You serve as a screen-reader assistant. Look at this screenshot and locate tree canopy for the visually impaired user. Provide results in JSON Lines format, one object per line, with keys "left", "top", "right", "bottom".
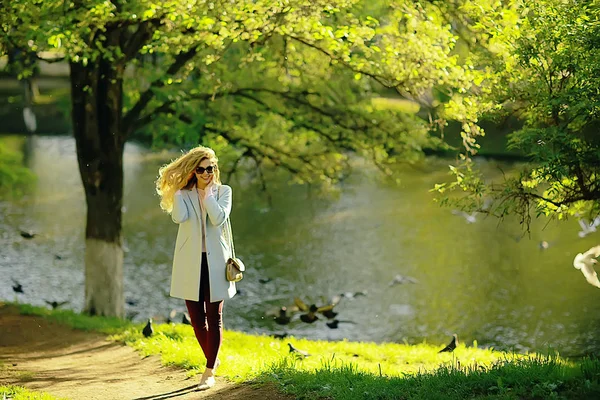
{"left": 432, "top": 0, "right": 600, "bottom": 226}
{"left": 3, "top": 0, "right": 598, "bottom": 217}
{"left": 3, "top": 0, "right": 479, "bottom": 184}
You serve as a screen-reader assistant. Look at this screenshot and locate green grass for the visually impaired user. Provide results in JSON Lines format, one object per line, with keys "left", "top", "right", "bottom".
{"left": 263, "top": 356, "right": 600, "bottom": 399}
{"left": 16, "top": 303, "right": 132, "bottom": 334}
{"left": 0, "top": 140, "right": 35, "bottom": 197}
{"left": 8, "top": 303, "right": 600, "bottom": 399}
{"left": 110, "top": 319, "right": 517, "bottom": 383}
{"left": 0, "top": 385, "right": 67, "bottom": 400}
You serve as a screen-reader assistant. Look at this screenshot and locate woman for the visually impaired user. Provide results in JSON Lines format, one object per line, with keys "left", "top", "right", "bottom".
{"left": 155, "top": 145, "right": 236, "bottom": 390}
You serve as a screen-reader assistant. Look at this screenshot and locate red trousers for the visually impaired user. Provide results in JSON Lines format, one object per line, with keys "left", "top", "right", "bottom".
{"left": 185, "top": 252, "right": 223, "bottom": 369}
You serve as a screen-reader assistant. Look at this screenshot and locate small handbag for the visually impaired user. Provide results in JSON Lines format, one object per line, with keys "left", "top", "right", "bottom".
{"left": 224, "top": 217, "right": 245, "bottom": 282}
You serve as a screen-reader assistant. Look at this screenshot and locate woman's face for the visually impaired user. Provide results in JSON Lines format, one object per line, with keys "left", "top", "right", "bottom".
{"left": 194, "top": 158, "right": 217, "bottom": 186}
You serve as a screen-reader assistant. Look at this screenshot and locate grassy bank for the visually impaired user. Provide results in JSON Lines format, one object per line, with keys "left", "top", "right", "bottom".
{"left": 0, "top": 385, "right": 66, "bottom": 400}
{"left": 0, "top": 137, "right": 35, "bottom": 197}
{"left": 8, "top": 303, "right": 600, "bottom": 399}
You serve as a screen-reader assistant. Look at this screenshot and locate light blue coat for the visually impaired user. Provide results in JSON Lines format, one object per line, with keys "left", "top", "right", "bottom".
{"left": 169, "top": 184, "right": 237, "bottom": 302}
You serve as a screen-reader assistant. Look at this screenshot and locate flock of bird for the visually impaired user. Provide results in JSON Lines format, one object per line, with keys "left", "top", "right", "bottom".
{"left": 10, "top": 211, "right": 600, "bottom": 358}
{"left": 10, "top": 273, "right": 461, "bottom": 369}
{"left": 139, "top": 301, "right": 459, "bottom": 355}
{"left": 452, "top": 208, "right": 600, "bottom": 240}
{"left": 266, "top": 294, "right": 364, "bottom": 331}
{"left": 264, "top": 274, "right": 418, "bottom": 333}
{"left": 259, "top": 275, "right": 464, "bottom": 355}
{"left": 134, "top": 274, "right": 469, "bottom": 356}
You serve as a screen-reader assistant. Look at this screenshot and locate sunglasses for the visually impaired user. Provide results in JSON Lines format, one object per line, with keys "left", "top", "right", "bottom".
{"left": 195, "top": 165, "right": 216, "bottom": 175}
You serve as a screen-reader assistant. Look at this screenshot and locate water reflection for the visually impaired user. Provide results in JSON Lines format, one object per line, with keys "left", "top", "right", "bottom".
{"left": 1, "top": 134, "right": 600, "bottom": 357}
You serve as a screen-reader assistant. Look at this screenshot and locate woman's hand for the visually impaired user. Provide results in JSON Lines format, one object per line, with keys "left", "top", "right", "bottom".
{"left": 204, "top": 176, "right": 216, "bottom": 198}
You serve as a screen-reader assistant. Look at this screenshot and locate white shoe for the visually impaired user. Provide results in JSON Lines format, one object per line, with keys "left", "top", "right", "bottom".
{"left": 197, "top": 375, "right": 215, "bottom": 391}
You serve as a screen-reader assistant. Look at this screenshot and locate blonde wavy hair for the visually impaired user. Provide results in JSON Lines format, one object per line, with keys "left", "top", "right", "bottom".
{"left": 155, "top": 145, "right": 222, "bottom": 213}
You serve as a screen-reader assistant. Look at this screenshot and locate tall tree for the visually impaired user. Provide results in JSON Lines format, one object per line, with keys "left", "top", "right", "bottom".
{"left": 2, "top": 0, "right": 476, "bottom": 317}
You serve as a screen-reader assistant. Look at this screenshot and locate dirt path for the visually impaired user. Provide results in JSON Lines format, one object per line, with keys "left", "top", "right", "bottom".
{"left": 0, "top": 304, "right": 292, "bottom": 400}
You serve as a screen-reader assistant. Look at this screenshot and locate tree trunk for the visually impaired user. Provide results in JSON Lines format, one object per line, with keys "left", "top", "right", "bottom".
{"left": 70, "top": 58, "right": 126, "bottom": 318}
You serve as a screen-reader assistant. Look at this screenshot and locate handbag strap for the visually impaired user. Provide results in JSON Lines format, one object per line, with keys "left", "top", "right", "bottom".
{"left": 218, "top": 185, "right": 236, "bottom": 259}
{"left": 226, "top": 217, "right": 236, "bottom": 259}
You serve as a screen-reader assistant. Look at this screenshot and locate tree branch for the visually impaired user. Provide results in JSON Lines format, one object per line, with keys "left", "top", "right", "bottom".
{"left": 231, "top": 90, "right": 356, "bottom": 151}
{"left": 203, "top": 126, "right": 304, "bottom": 177}
{"left": 288, "top": 35, "right": 402, "bottom": 91}
{"left": 233, "top": 87, "right": 393, "bottom": 136}
{"left": 225, "top": 149, "right": 252, "bottom": 183}
{"left": 134, "top": 84, "right": 396, "bottom": 172}
{"left": 123, "top": 46, "right": 199, "bottom": 136}
{"left": 252, "top": 154, "right": 273, "bottom": 207}
{"left": 121, "top": 18, "right": 163, "bottom": 61}
{"left": 132, "top": 101, "right": 177, "bottom": 131}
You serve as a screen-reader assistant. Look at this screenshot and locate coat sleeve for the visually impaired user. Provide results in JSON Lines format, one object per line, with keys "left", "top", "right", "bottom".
{"left": 171, "top": 191, "right": 190, "bottom": 224}
{"left": 204, "top": 185, "right": 232, "bottom": 227}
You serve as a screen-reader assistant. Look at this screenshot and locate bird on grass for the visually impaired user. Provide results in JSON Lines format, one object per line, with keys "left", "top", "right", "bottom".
{"left": 573, "top": 245, "right": 600, "bottom": 288}
{"left": 287, "top": 342, "right": 310, "bottom": 358}
{"left": 438, "top": 334, "right": 458, "bottom": 353}
{"left": 142, "top": 318, "right": 154, "bottom": 338}
{"left": 182, "top": 312, "right": 192, "bottom": 325}
{"left": 44, "top": 300, "right": 69, "bottom": 309}
{"left": 11, "top": 279, "right": 23, "bottom": 294}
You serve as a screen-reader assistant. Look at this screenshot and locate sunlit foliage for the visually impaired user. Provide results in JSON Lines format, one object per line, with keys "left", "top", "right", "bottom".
{"left": 434, "top": 0, "right": 600, "bottom": 226}
{"left": 2, "top": 0, "right": 478, "bottom": 187}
